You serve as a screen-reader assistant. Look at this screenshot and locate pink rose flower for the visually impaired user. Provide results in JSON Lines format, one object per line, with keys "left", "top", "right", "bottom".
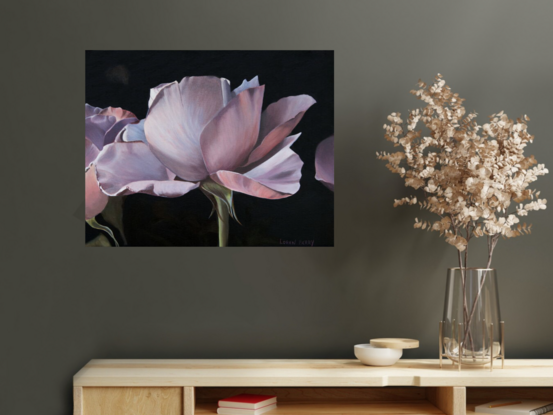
{"left": 95, "top": 76, "right": 316, "bottom": 200}
{"left": 85, "top": 104, "right": 137, "bottom": 220}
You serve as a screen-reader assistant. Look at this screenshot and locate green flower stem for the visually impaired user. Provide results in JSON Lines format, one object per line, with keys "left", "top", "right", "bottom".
{"left": 200, "top": 179, "right": 235, "bottom": 247}
{"left": 215, "top": 196, "right": 229, "bottom": 247}
{"left": 86, "top": 217, "right": 119, "bottom": 247}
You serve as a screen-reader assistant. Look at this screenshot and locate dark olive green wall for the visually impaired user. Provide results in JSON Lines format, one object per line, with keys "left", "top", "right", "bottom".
{"left": 2, "top": 1, "right": 552, "bottom": 413}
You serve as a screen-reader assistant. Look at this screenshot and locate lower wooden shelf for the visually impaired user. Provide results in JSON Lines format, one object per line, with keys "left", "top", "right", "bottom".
{"left": 194, "top": 387, "right": 464, "bottom": 415}
{"left": 196, "top": 401, "right": 444, "bottom": 414}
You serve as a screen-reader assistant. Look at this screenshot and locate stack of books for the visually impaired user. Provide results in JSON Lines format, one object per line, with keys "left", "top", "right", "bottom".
{"left": 475, "top": 400, "right": 553, "bottom": 415}
{"left": 217, "top": 394, "right": 277, "bottom": 415}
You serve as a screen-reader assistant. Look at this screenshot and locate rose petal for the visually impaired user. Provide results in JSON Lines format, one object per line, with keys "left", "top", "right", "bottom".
{"left": 95, "top": 141, "right": 199, "bottom": 197}
{"left": 211, "top": 146, "right": 303, "bottom": 199}
{"left": 238, "top": 133, "right": 301, "bottom": 172}
{"left": 148, "top": 83, "right": 172, "bottom": 109}
{"left": 98, "top": 107, "right": 139, "bottom": 144}
{"left": 85, "top": 138, "right": 100, "bottom": 168}
{"left": 104, "top": 117, "right": 139, "bottom": 146}
{"left": 145, "top": 77, "right": 231, "bottom": 181}
{"left": 119, "top": 119, "right": 147, "bottom": 143}
{"left": 201, "top": 86, "right": 265, "bottom": 174}
{"left": 85, "top": 114, "right": 116, "bottom": 150}
{"left": 85, "top": 164, "right": 108, "bottom": 220}
{"left": 259, "top": 95, "right": 317, "bottom": 140}
{"left": 232, "top": 76, "right": 260, "bottom": 97}
{"left": 245, "top": 95, "right": 316, "bottom": 165}
{"left": 315, "top": 135, "right": 334, "bottom": 191}
{"left": 98, "top": 107, "right": 137, "bottom": 122}
{"left": 86, "top": 106, "right": 138, "bottom": 148}
{"left": 85, "top": 104, "right": 102, "bottom": 118}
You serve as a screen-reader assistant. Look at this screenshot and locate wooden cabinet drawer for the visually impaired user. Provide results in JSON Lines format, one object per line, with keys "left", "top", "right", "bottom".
{"left": 79, "top": 387, "right": 182, "bottom": 415}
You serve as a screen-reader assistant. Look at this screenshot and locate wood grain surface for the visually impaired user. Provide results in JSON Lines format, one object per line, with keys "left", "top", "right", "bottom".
{"left": 427, "top": 387, "right": 466, "bottom": 415}
{"left": 82, "top": 387, "right": 182, "bottom": 415}
{"left": 73, "top": 359, "right": 553, "bottom": 387}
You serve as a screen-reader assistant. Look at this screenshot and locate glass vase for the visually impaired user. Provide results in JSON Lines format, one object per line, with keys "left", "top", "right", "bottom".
{"left": 441, "top": 268, "right": 503, "bottom": 366}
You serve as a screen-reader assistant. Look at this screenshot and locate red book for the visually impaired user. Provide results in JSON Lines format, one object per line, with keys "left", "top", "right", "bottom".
{"left": 218, "top": 394, "right": 277, "bottom": 410}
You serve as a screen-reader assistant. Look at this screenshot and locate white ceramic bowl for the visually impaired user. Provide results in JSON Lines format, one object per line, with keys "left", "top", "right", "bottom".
{"left": 354, "top": 344, "right": 403, "bottom": 366}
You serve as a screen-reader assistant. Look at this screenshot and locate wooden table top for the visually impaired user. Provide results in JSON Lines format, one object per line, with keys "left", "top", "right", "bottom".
{"left": 73, "top": 359, "right": 553, "bottom": 387}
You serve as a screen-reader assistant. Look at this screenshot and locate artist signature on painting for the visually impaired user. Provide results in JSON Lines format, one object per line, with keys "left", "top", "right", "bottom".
{"left": 279, "top": 239, "right": 315, "bottom": 246}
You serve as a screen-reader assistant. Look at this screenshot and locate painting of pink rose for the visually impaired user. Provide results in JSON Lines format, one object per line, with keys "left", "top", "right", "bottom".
{"left": 86, "top": 51, "right": 333, "bottom": 246}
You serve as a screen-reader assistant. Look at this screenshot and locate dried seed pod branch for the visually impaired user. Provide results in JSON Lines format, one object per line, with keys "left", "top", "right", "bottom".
{"left": 377, "top": 74, "right": 548, "bottom": 268}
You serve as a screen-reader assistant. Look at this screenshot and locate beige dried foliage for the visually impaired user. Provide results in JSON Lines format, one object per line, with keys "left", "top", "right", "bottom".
{"left": 377, "top": 74, "right": 548, "bottom": 267}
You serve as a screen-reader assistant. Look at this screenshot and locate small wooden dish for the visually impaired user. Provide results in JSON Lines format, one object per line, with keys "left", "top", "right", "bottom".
{"left": 370, "top": 338, "right": 419, "bottom": 350}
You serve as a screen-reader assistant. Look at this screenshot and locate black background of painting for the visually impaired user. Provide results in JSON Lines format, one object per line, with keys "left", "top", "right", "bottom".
{"left": 85, "top": 51, "right": 334, "bottom": 246}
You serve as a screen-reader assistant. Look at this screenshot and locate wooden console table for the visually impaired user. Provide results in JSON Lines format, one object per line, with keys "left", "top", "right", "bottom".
{"left": 73, "top": 359, "right": 553, "bottom": 415}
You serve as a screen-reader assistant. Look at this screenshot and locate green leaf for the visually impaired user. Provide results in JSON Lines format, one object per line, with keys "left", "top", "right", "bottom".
{"left": 200, "top": 188, "right": 218, "bottom": 220}
{"left": 200, "top": 179, "right": 240, "bottom": 224}
{"left": 101, "top": 195, "right": 127, "bottom": 245}
{"left": 86, "top": 217, "right": 119, "bottom": 247}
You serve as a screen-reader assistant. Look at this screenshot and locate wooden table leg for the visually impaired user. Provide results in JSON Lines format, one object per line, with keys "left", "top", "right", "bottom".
{"left": 74, "top": 387, "right": 83, "bottom": 415}
{"left": 427, "top": 386, "right": 466, "bottom": 415}
{"left": 184, "top": 387, "right": 195, "bottom": 415}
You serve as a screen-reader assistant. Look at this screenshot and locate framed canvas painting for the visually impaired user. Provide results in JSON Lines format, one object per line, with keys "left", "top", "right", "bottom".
{"left": 85, "top": 51, "right": 334, "bottom": 247}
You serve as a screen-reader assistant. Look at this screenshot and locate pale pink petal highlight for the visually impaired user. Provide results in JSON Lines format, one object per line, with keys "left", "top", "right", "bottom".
{"left": 239, "top": 133, "right": 301, "bottom": 172}
{"left": 245, "top": 95, "right": 316, "bottom": 165}
{"left": 200, "top": 86, "right": 264, "bottom": 174}
{"left": 148, "top": 82, "right": 172, "bottom": 109}
{"left": 85, "top": 138, "right": 100, "bottom": 168}
{"left": 85, "top": 114, "right": 116, "bottom": 150}
{"left": 212, "top": 146, "right": 303, "bottom": 199}
{"left": 95, "top": 141, "right": 198, "bottom": 197}
{"left": 85, "top": 164, "right": 108, "bottom": 220}
{"left": 145, "top": 77, "right": 231, "bottom": 181}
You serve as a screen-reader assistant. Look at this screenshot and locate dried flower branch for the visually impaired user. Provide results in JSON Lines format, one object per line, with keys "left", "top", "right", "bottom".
{"left": 378, "top": 74, "right": 548, "bottom": 268}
